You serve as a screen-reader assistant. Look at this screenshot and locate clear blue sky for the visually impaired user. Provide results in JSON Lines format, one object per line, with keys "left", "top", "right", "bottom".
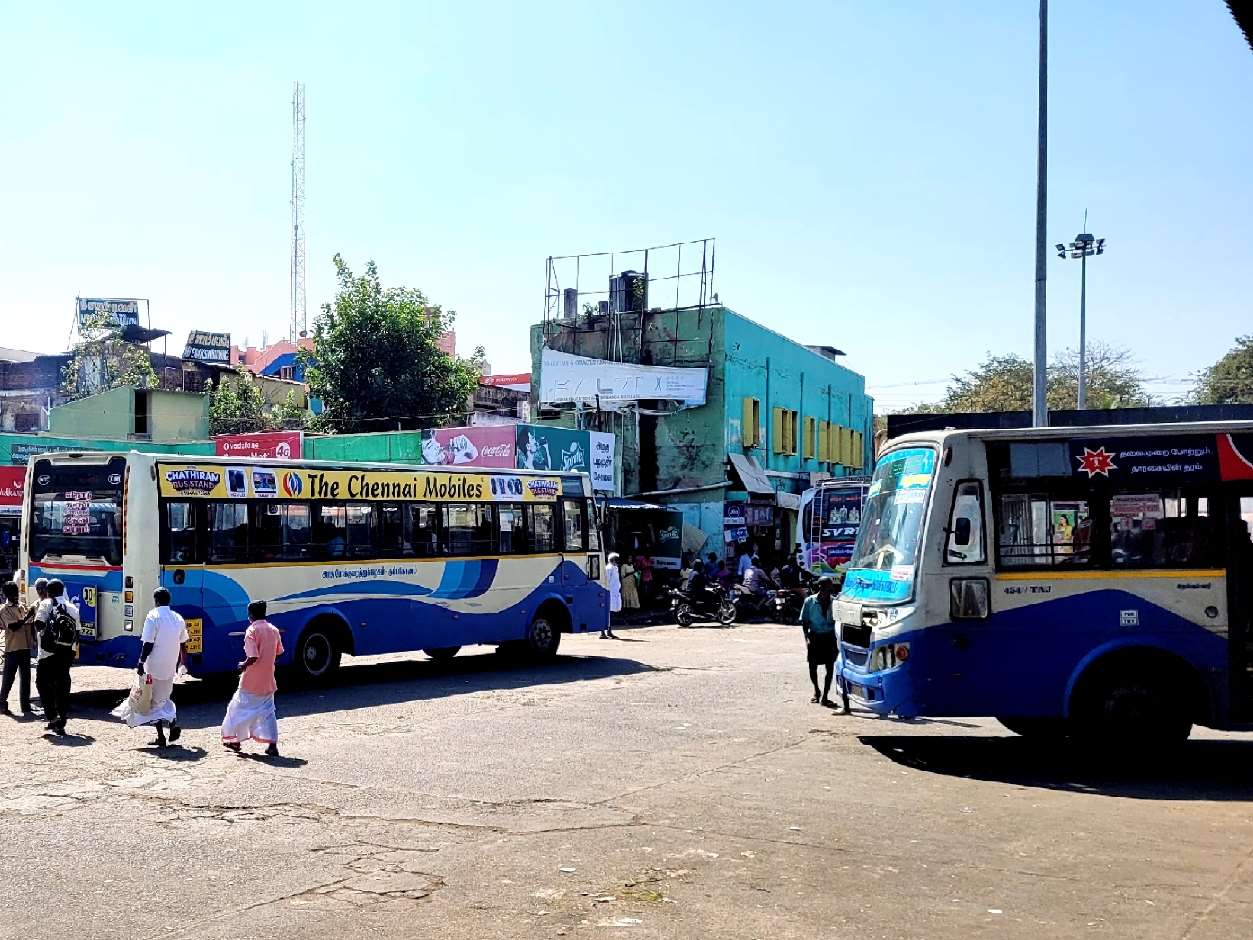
{"left": 1, "top": 2, "right": 1249, "bottom": 409}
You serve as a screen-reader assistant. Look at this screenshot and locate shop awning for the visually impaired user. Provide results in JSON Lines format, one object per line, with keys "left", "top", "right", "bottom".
{"left": 727, "top": 453, "right": 774, "bottom": 496}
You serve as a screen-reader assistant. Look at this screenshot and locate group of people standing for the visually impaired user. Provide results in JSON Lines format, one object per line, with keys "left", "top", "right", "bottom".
{"left": 0, "top": 580, "right": 286, "bottom": 754}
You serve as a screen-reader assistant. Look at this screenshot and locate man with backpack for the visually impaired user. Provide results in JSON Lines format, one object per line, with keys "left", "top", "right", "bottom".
{"left": 34, "top": 579, "right": 78, "bottom": 735}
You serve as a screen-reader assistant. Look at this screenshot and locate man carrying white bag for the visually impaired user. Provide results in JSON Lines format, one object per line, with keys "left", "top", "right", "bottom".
{"left": 113, "top": 588, "right": 187, "bottom": 748}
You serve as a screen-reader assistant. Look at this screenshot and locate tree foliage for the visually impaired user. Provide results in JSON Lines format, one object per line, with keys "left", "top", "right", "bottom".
{"left": 60, "top": 310, "right": 158, "bottom": 401}
{"left": 207, "top": 372, "right": 311, "bottom": 435}
{"left": 302, "top": 255, "right": 481, "bottom": 434}
{"left": 903, "top": 344, "right": 1154, "bottom": 414}
{"left": 1192, "top": 336, "right": 1253, "bottom": 405}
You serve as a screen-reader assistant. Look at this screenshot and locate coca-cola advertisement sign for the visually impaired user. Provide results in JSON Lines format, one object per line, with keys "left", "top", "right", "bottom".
{"left": 214, "top": 431, "right": 303, "bottom": 460}
{"left": 419, "top": 426, "right": 515, "bottom": 469}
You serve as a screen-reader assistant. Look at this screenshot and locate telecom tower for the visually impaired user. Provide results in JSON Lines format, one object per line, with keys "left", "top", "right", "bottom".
{"left": 290, "top": 82, "right": 307, "bottom": 343}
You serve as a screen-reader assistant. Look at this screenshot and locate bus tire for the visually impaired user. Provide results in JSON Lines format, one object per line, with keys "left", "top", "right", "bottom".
{"left": 524, "top": 608, "right": 563, "bottom": 659}
{"left": 1070, "top": 656, "right": 1192, "bottom": 747}
{"left": 997, "top": 717, "right": 1067, "bottom": 740}
{"left": 424, "top": 646, "right": 460, "bottom": 662}
{"left": 293, "top": 619, "right": 343, "bottom": 685}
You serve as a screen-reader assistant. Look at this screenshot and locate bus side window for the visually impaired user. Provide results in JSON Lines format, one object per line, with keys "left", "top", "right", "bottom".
{"left": 588, "top": 502, "right": 601, "bottom": 552}
{"left": 163, "top": 501, "right": 198, "bottom": 564}
{"left": 526, "top": 504, "right": 556, "bottom": 554}
{"left": 406, "top": 503, "right": 441, "bottom": 557}
{"left": 561, "top": 498, "right": 586, "bottom": 552}
{"left": 207, "top": 502, "right": 249, "bottom": 564}
{"left": 377, "top": 504, "right": 405, "bottom": 558}
{"left": 497, "top": 503, "right": 523, "bottom": 554}
{"left": 444, "top": 503, "right": 494, "bottom": 556}
{"left": 345, "top": 504, "right": 375, "bottom": 558}
{"left": 316, "top": 504, "right": 348, "bottom": 560}
{"left": 946, "top": 482, "right": 986, "bottom": 565}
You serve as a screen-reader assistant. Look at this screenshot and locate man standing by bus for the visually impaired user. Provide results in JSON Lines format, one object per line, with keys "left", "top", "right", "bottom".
{"left": 799, "top": 577, "right": 847, "bottom": 711}
{"left": 115, "top": 588, "right": 187, "bottom": 748}
{"left": 34, "top": 579, "right": 78, "bottom": 735}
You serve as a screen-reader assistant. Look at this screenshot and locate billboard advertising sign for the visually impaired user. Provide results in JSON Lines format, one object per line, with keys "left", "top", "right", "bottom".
{"left": 515, "top": 425, "right": 591, "bottom": 473}
{"left": 214, "top": 431, "right": 303, "bottom": 460}
{"left": 76, "top": 297, "right": 140, "bottom": 332}
{"left": 540, "top": 348, "right": 707, "bottom": 407}
{"left": 0, "top": 467, "right": 24, "bottom": 516}
{"left": 418, "top": 426, "right": 515, "bottom": 469}
{"left": 183, "top": 330, "right": 232, "bottom": 363}
{"left": 588, "top": 430, "right": 616, "bottom": 493}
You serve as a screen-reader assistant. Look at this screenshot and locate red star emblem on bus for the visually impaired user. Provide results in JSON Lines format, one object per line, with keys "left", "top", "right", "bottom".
{"left": 1076, "top": 446, "right": 1117, "bottom": 477}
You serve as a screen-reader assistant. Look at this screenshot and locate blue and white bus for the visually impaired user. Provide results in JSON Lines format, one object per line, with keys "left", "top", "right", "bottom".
{"left": 837, "top": 423, "right": 1253, "bottom": 742}
{"left": 20, "top": 452, "right": 608, "bottom": 681}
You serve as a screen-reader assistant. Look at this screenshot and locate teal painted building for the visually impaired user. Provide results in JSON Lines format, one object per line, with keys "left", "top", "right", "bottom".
{"left": 531, "top": 305, "right": 874, "bottom": 560}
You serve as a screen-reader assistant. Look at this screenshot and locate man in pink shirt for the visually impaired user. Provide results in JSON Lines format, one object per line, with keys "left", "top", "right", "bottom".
{"left": 221, "top": 600, "right": 285, "bottom": 757}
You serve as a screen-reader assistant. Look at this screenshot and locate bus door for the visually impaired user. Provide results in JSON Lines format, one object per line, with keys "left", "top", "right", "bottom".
{"left": 560, "top": 497, "right": 591, "bottom": 590}
{"left": 1226, "top": 490, "right": 1253, "bottom": 719}
{"left": 158, "top": 500, "right": 206, "bottom": 659}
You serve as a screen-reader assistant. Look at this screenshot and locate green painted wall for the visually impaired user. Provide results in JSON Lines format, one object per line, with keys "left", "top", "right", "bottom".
{"left": 0, "top": 432, "right": 213, "bottom": 467}
{"left": 48, "top": 387, "right": 210, "bottom": 441}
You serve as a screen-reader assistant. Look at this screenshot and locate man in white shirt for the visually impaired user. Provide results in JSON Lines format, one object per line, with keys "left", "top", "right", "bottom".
{"left": 34, "top": 579, "right": 78, "bottom": 736}
{"left": 116, "top": 588, "right": 188, "bottom": 747}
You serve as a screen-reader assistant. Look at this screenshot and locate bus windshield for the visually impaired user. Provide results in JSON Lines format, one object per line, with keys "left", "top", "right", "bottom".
{"left": 848, "top": 447, "right": 937, "bottom": 576}
{"left": 29, "top": 457, "right": 125, "bottom": 566}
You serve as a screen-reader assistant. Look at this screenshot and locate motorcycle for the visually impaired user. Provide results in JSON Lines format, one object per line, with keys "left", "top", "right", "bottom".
{"left": 670, "top": 585, "right": 737, "bottom": 627}
{"left": 772, "top": 587, "right": 806, "bottom": 624}
{"left": 732, "top": 584, "right": 777, "bottom": 621}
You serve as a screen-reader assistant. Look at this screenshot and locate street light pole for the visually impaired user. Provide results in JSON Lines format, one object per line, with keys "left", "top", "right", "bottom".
{"left": 1078, "top": 249, "right": 1087, "bottom": 409}
{"left": 1033, "top": 0, "right": 1049, "bottom": 427}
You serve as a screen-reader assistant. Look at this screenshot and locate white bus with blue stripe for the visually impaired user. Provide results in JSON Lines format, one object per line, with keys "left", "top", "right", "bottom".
{"left": 21, "top": 452, "right": 609, "bottom": 682}
{"left": 837, "top": 423, "right": 1253, "bottom": 742}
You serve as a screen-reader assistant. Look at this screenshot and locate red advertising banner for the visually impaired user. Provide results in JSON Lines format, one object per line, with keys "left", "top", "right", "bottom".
{"left": 481, "top": 373, "right": 531, "bottom": 388}
{"left": 0, "top": 466, "right": 25, "bottom": 509}
{"left": 214, "top": 431, "right": 304, "bottom": 460}
{"left": 419, "top": 426, "right": 515, "bottom": 468}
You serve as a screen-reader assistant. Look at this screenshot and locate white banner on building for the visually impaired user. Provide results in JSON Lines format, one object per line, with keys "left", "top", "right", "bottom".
{"left": 540, "top": 348, "right": 707, "bottom": 408}
{"left": 588, "top": 430, "right": 616, "bottom": 493}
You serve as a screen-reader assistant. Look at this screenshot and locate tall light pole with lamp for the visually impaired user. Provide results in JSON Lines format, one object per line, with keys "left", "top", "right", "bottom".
{"left": 1055, "top": 220, "right": 1106, "bottom": 409}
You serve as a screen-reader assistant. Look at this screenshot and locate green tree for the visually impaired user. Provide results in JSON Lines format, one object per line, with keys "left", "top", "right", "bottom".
{"left": 207, "top": 371, "right": 271, "bottom": 435}
{"left": 271, "top": 388, "right": 312, "bottom": 430}
{"left": 904, "top": 344, "right": 1154, "bottom": 414}
{"left": 61, "top": 310, "right": 158, "bottom": 401}
{"left": 302, "top": 255, "right": 481, "bottom": 433}
{"left": 1193, "top": 336, "right": 1253, "bottom": 405}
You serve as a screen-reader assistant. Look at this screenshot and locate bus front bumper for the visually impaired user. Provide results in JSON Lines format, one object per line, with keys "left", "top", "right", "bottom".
{"left": 839, "top": 651, "right": 921, "bottom": 719}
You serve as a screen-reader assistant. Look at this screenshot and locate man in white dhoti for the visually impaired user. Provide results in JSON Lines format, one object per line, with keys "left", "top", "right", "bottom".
{"left": 113, "top": 588, "right": 187, "bottom": 747}
{"left": 221, "top": 600, "right": 284, "bottom": 757}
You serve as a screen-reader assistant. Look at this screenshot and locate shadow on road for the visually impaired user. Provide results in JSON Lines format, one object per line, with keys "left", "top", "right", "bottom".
{"left": 65, "top": 651, "right": 656, "bottom": 731}
{"left": 860, "top": 734, "right": 1253, "bottom": 802}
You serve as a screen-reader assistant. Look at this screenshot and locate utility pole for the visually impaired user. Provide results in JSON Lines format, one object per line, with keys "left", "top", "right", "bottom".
{"left": 290, "top": 82, "right": 307, "bottom": 344}
{"left": 1033, "top": 0, "right": 1049, "bottom": 427}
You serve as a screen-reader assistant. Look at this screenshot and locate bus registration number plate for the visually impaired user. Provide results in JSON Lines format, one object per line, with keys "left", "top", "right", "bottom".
{"left": 185, "top": 618, "right": 204, "bottom": 655}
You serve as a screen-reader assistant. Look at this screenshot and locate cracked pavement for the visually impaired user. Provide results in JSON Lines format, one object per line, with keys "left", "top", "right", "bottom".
{"left": 0, "top": 623, "right": 1251, "bottom": 939}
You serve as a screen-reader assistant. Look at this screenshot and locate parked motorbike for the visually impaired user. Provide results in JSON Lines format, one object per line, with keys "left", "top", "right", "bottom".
{"left": 772, "top": 587, "right": 806, "bottom": 624}
{"left": 671, "top": 586, "right": 737, "bottom": 627}
{"left": 732, "top": 584, "right": 777, "bottom": 621}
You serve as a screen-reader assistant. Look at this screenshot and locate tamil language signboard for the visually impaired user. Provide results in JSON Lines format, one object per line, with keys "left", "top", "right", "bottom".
{"left": 588, "top": 431, "right": 616, "bottom": 493}
{"left": 76, "top": 297, "right": 140, "bottom": 331}
{"left": 183, "top": 330, "right": 232, "bottom": 363}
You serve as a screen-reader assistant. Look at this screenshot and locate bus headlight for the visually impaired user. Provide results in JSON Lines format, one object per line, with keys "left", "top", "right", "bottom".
{"left": 871, "top": 642, "right": 910, "bottom": 672}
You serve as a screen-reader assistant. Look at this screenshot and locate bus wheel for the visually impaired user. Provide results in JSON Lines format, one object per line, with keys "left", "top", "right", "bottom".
{"left": 295, "top": 621, "right": 342, "bottom": 684}
{"left": 997, "top": 717, "right": 1067, "bottom": 740}
{"left": 1072, "top": 662, "right": 1191, "bottom": 746}
{"left": 424, "top": 646, "right": 461, "bottom": 662}
{"left": 524, "top": 613, "right": 562, "bottom": 658}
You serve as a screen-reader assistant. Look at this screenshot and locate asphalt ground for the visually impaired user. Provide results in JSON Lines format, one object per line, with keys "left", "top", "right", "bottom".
{"left": 0, "top": 622, "right": 1250, "bottom": 940}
